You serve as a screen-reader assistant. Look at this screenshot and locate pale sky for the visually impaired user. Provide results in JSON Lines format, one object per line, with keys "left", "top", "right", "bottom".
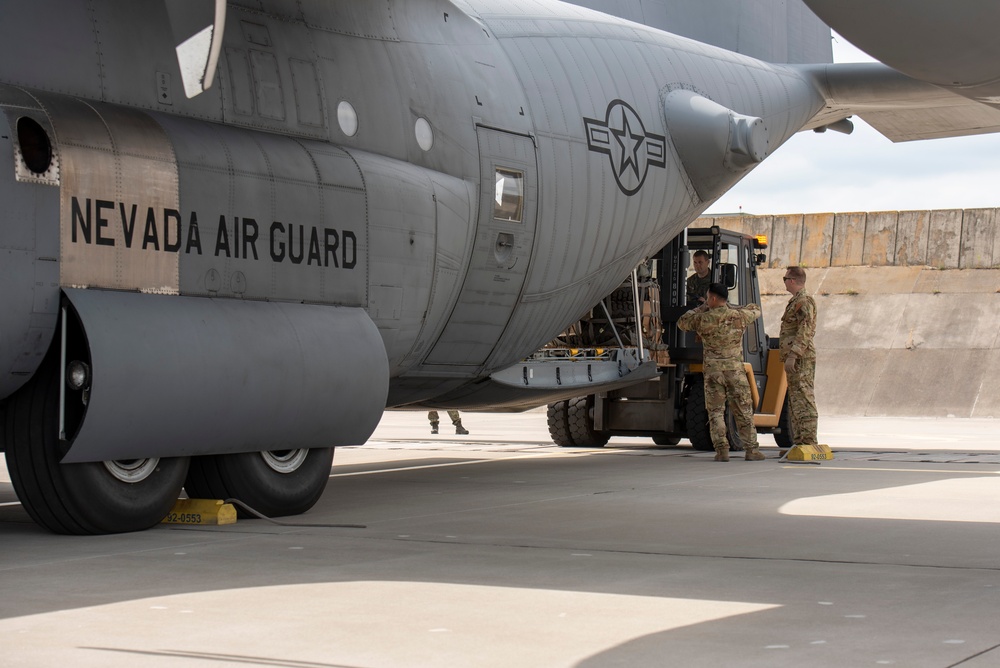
{"left": 705, "top": 35, "right": 1000, "bottom": 216}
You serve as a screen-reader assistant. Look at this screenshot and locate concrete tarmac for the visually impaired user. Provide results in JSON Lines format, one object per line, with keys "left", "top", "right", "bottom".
{"left": 2, "top": 412, "right": 1000, "bottom": 667}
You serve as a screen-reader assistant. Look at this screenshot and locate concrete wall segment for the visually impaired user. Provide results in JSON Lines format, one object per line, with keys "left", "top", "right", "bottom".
{"left": 893, "top": 293, "right": 1000, "bottom": 350}
{"left": 798, "top": 212, "right": 832, "bottom": 267}
{"left": 761, "top": 267, "right": 925, "bottom": 296}
{"left": 960, "top": 208, "right": 996, "bottom": 269}
{"left": 767, "top": 214, "right": 803, "bottom": 267}
{"left": 697, "top": 214, "right": 775, "bottom": 240}
{"left": 926, "top": 209, "right": 963, "bottom": 269}
{"left": 809, "top": 267, "right": 922, "bottom": 296}
{"left": 815, "top": 293, "right": 908, "bottom": 350}
{"left": 814, "top": 349, "right": 887, "bottom": 416}
{"left": 863, "top": 211, "right": 898, "bottom": 266}
{"left": 830, "top": 212, "right": 866, "bottom": 266}
{"left": 744, "top": 215, "right": 773, "bottom": 240}
{"left": 868, "top": 349, "right": 984, "bottom": 417}
{"left": 696, "top": 207, "right": 1000, "bottom": 269}
{"left": 994, "top": 211, "right": 1000, "bottom": 268}
{"left": 760, "top": 294, "right": 785, "bottom": 336}
{"left": 971, "top": 350, "right": 1000, "bottom": 418}
{"left": 894, "top": 210, "right": 930, "bottom": 266}
{"left": 912, "top": 268, "right": 1000, "bottom": 294}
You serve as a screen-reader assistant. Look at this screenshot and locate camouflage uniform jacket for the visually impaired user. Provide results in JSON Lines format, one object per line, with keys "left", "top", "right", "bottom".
{"left": 677, "top": 302, "right": 761, "bottom": 371}
{"left": 779, "top": 289, "right": 817, "bottom": 360}
{"left": 686, "top": 272, "right": 712, "bottom": 305}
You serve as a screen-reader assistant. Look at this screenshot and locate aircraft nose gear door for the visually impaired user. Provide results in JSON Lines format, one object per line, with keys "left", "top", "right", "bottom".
{"left": 424, "top": 128, "right": 537, "bottom": 368}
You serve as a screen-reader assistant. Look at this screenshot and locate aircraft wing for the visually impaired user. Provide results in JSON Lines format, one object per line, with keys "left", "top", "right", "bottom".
{"left": 565, "top": 0, "right": 1000, "bottom": 142}
{"left": 802, "top": 62, "right": 1000, "bottom": 142}
{"left": 564, "top": 0, "right": 833, "bottom": 64}
{"left": 797, "top": 0, "right": 1000, "bottom": 142}
{"left": 802, "top": 0, "right": 1000, "bottom": 109}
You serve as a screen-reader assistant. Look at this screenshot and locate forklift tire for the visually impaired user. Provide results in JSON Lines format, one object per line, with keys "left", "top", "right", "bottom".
{"left": 773, "top": 396, "right": 794, "bottom": 449}
{"left": 547, "top": 400, "right": 574, "bottom": 447}
{"left": 547, "top": 397, "right": 609, "bottom": 447}
{"left": 684, "top": 379, "right": 714, "bottom": 451}
{"left": 685, "top": 377, "right": 745, "bottom": 451}
{"left": 724, "top": 409, "right": 745, "bottom": 451}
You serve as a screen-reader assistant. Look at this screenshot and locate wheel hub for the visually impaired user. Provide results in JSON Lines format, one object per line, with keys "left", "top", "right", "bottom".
{"left": 259, "top": 449, "right": 308, "bottom": 474}
{"left": 103, "top": 458, "right": 159, "bottom": 483}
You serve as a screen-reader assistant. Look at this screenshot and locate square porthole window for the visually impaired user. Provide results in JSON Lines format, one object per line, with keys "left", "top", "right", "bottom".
{"left": 493, "top": 168, "right": 523, "bottom": 222}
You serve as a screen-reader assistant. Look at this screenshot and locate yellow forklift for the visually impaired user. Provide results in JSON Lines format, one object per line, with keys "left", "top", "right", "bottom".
{"left": 544, "top": 226, "right": 792, "bottom": 450}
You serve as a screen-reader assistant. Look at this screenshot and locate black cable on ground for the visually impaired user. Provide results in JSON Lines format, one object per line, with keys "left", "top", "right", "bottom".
{"left": 224, "top": 498, "right": 366, "bottom": 529}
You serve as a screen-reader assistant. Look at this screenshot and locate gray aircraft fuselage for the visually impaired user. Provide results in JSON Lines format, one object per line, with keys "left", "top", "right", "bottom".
{"left": 0, "top": 0, "right": 831, "bottom": 532}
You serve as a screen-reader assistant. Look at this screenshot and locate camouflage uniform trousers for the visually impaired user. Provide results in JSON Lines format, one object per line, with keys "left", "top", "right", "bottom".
{"left": 786, "top": 356, "right": 818, "bottom": 445}
{"left": 704, "top": 367, "right": 759, "bottom": 452}
{"left": 428, "top": 410, "right": 461, "bottom": 425}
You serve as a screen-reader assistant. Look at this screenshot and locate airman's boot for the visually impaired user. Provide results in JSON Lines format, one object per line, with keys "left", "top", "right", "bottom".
{"left": 744, "top": 448, "right": 765, "bottom": 461}
{"left": 454, "top": 419, "right": 469, "bottom": 435}
{"left": 430, "top": 421, "right": 439, "bottom": 434}
{"left": 714, "top": 448, "right": 730, "bottom": 462}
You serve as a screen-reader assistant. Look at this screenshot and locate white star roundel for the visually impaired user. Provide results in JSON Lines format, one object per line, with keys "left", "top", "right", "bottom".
{"left": 584, "top": 99, "right": 666, "bottom": 196}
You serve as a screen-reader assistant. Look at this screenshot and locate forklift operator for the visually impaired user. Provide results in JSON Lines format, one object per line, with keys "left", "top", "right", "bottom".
{"left": 686, "top": 250, "right": 712, "bottom": 306}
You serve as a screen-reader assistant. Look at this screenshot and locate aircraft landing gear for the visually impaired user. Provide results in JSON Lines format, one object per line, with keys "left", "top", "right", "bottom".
{"left": 184, "top": 447, "right": 334, "bottom": 518}
{"left": 3, "top": 351, "right": 189, "bottom": 534}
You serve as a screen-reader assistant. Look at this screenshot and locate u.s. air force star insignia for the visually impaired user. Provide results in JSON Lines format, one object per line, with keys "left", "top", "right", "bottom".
{"left": 584, "top": 99, "right": 666, "bottom": 196}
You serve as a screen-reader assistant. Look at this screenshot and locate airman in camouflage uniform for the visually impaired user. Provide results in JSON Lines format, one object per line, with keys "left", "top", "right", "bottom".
{"left": 685, "top": 250, "right": 712, "bottom": 306}
{"left": 779, "top": 266, "right": 818, "bottom": 445}
{"left": 428, "top": 410, "right": 469, "bottom": 435}
{"left": 677, "top": 283, "right": 765, "bottom": 461}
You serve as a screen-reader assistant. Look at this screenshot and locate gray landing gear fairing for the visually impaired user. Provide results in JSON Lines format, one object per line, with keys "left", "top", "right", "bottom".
{"left": 3, "top": 347, "right": 190, "bottom": 534}
{"left": 2, "top": 292, "right": 387, "bottom": 534}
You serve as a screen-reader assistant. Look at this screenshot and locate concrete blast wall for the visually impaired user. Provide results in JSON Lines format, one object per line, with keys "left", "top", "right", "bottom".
{"left": 695, "top": 209, "right": 1000, "bottom": 418}
{"left": 700, "top": 208, "right": 1000, "bottom": 269}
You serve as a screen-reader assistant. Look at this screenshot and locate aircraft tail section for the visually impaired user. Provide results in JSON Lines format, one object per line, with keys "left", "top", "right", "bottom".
{"left": 564, "top": 0, "right": 832, "bottom": 64}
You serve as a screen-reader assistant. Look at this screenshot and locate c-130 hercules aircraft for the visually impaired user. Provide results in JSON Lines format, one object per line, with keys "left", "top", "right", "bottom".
{"left": 2, "top": 0, "right": 999, "bottom": 534}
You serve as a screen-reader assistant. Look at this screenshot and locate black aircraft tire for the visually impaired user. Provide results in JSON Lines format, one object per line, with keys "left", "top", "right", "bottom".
{"left": 608, "top": 286, "right": 634, "bottom": 319}
{"left": 652, "top": 434, "right": 681, "bottom": 446}
{"left": 185, "top": 447, "right": 334, "bottom": 518}
{"left": 774, "top": 396, "right": 794, "bottom": 449}
{"left": 3, "top": 351, "right": 189, "bottom": 535}
{"left": 685, "top": 379, "right": 714, "bottom": 451}
{"left": 566, "top": 396, "right": 610, "bottom": 447}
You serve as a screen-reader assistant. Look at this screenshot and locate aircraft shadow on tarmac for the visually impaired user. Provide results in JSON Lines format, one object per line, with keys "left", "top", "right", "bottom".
{"left": 3, "top": 447, "right": 1000, "bottom": 616}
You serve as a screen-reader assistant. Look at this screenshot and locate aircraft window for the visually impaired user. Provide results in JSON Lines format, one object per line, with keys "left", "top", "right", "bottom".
{"left": 415, "top": 117, "right": 433, "bottom": 151}
{"left": 494, "top": 168, "right": 523, "bottom": 222}
{"left": 337, "top": 101, "right": 358, "bottom": 137}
